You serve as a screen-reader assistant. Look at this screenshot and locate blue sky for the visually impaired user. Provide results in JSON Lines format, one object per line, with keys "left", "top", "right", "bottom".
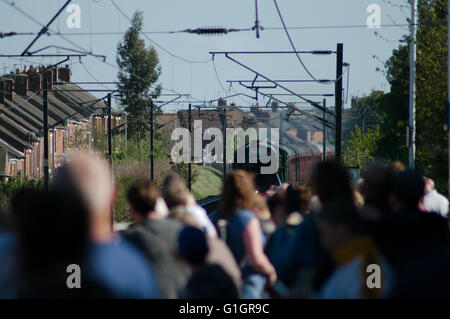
{"left": 1, "top": 0, "right": 409, "bottom": 111}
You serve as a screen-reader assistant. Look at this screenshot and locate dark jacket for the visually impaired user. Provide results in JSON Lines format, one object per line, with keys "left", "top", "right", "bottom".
{"left": 124, "top": 218, "right": 191, "bottom": 298}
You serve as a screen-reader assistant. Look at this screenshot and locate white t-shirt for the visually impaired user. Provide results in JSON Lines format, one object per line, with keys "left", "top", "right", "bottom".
{"left": 423, "top": 190, "right": 449, "bottom": 218}
{"left": 318, "top": 256, "right": 395, "bottom": 299}
{"left": 185, "top": 205, "right": 218, "bottom": 238}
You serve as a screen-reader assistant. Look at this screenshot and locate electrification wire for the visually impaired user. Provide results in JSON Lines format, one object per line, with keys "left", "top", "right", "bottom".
{"left": 7, "top": 23, "right": 427, "bottom": 38}
{"left": 1, "top": 0, "right": 106, "bottom": 62}
{"left": 211, "top": 58, "right": 227, "bottom": 94}
{"left": 211, "top": 57, "right": 253, "bottom": 106}
{"left": 109, "top": 0, "right": 211, "bottom": 64}
{"left": 273, "top": 0, "right": 333, "bottom": 85}
{"left": 262, "top": 23, "right": 419, "bottom": 31}
{"left": 0, "top": 32, "right": 34, "bottom": 38}
{"left": 0, "top": 1, "right": 180, "bottom": 103}
{"left": 1, "top": 0, "right": 298, "bottom": 111}
{"left": 79, "top": 59, "right": 113, "bottom": 90}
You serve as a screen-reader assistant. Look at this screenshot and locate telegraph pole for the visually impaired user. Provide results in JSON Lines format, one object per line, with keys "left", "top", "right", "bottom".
{"left": 107, "top": 93, "right": 113, "bottom": 232}
{"left": 43, "top": 79, "right": 49, "bottom": 191}
{"left": 409, "top": 0, "right": 417, "bottom": 169}
{"left": 223, "top": 107, "right": 227, "bottom": 179}
{"left": 279, "top": 111, "right": 283, "bottom": 144}
{"left": 107, "top": 93, "right": 112, "bottom": 170}
{"left": 188, "top": 103, "right": 192, "bottom": 190}
{"left": 323, "top": 98, "right": 327, "bottom": 161}
{"left": 150, "top": 99, "right": 154, "bottom": 182}
{"left": 335, "top": 43, "right": 343, "bottom": 161}
{"left": 124, "top": 111, "right": 128, "bottom": 152}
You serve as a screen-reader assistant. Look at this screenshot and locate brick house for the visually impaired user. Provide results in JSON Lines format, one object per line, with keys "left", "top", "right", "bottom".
{"left": 0, "top": 65, "right": 121, "bottom": 181}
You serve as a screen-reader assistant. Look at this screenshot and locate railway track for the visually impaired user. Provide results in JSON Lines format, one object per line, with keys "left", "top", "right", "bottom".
{"left": 198, "top": 195, "right": 221, "bottom": 215}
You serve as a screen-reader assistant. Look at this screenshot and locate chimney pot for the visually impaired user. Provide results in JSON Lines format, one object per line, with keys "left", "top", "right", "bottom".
{"left": 58, "top": 66, "right": 71, "bottom": 82}
{"left": 29, "top": 73, "right": 42, "bottom": 93}
{"left": 2, "top": 78, "right": 15, "bottom": 103}
{"left": 15, "top": 74, "right": 28, "bottom": 96}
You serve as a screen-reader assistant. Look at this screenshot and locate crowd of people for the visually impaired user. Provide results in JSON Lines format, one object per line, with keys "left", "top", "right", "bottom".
{"left": 0, "top": 156, "right": 449, "bottom": 299}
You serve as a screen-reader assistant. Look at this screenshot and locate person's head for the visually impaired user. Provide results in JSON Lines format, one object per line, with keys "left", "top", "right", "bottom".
{"left": 317, "top": 200, "right": 364, "bottom": 254}
{"left": 390, "top": 170, "right": 425, "bottom": 212}
{"left": 389, "top": 160, "right": 405, "bottom": 173}
{"left": 178, "top": 226, "right": 209, "bottom": 266}
{"left": 285, "top": 184, "right": 312, "bottom": 216}
{"left": 220, "top": 170, "right": 256, "bottom": 218}
{"left": 11, "top": 188, "right": 88, "bottom": 293}
{"left": 127, "top": 178, "right": 162, "bottom": 223}
{"left": 361, "top": 162, "right": 393, "bottom": 209}
{"left": 52, "top": 156, "right": 114, "bottom": 241}
{"left": 162, "top": 173, "right": 191, "bottom": 209}
{"left": 424, "top": 177, "right": 435, "bottom": 193}
{"left": 267, "top": 190, "right": 285, "bottom": 226}
{"left": 312, "top": 160, "right": 354, "bottom": 205}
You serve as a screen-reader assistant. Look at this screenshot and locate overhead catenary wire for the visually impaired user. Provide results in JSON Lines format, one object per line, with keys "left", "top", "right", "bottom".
{"left": 0, "top": 0, "right": 110, "bottom": 64}
{"left": 109, "top": 0, "right": 211, "bottom": 64}
{"left": 211, "top": 57, "right": 254, "bottom": 106}
{"left": 79, "top": 59, "right": 114, "bottom": 91}
{"left": 1, "top": 0, "right": 349, "bottom": 113}
{"left": 20, "top": 0, "right": 72, "bottom": 55}
{"left": 273, "top": 0, "right": 331, "bottom": 85}
{"left": 211, "top": 57, "right": 227, "bottom": 94}
{"left": 4, "top": 23, "right": 429, "bottom": 38}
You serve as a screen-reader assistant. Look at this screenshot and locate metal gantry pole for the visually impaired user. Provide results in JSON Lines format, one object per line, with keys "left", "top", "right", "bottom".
{"left": 150, "top": 99, "right": 154, "bottom": 182}
{"left": 280, "top": 111, "right": 283, "bottom": 145}
{"left": 335, "top": 43, "right": 343, "bottom": 161}
{"left": 188, "top": 103, "right": 192, "bottom": 190}
{"left": 323, "top": 98, "right": 327, "bottom": 161}
{"left": 409, "top": 0, "right": 417, "bottom": 169}
{"left": 43, "top": 79, "right": 49, "bottom": 191}
{"left": 223, "top": 107, "right": 227, "bottom": 179}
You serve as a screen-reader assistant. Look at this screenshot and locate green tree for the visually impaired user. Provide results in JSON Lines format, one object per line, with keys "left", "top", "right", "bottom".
{"left": 349, "top": 91, "right": 385, "bottom": 132}
{"left": 169, "top": 161, "right": 199, "bottom": 185}
{"left": 116, "top": 10, "right": 162, "bottom": 141}
{"left": 375, "top": 0, "right": 448, "bottom": 191}
{"left": 343, "top": 125, "right": 381, "bottom": 170}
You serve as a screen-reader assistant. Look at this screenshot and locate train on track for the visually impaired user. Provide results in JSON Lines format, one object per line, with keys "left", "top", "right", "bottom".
{"left": 200, "top": 132, "right": 334, "bottom": 215}
{"left": 231, "top": 132, "right": 334, "bottom": 193}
